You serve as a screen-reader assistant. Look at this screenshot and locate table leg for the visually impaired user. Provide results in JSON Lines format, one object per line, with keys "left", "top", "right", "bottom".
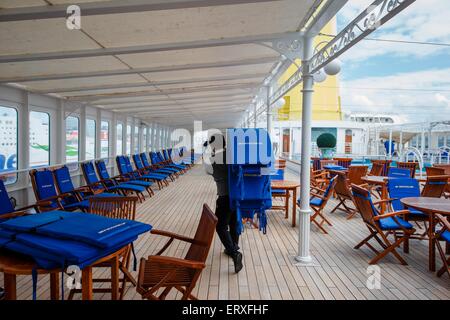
{"left": 292, "top": 188, "right": 297, "bottom": 228}
{"left": 429, "top": 214, "right": 436, "bottom": 272}
{"left": 285, "top": 191, "right": 289, "bottom": 219}
{"left": 50, "top": 272, "right": 60, "bottom": 300}
{"left": 4, "top": 273, "right": 16, "bottom": 300}
{"left": 111, "top": 256, "right": 119, "bottom": 300}
{"left": 82, "top": 266, "right": 93, "bottom": 300}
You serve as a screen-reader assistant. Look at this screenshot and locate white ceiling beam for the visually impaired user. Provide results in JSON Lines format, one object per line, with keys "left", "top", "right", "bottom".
{"left": 34, "top": 73, "right": 268, "bottom": 94}
{"left": 0, "top": 56, "right": 277, "bottom": 83}
{"left": 304, "top": 0, "right": 348, "bottom": 36}
{"left": 0, "top": 32, "right": 302, "bottom": 63}
{"left": 0, "top": 0, "right": 281, "bottom": 22}
{"left": 132, "top": 104, "right": 249, "bottom": 115}
{"left": 67, "top": 82, "right": 258, "bottom": 101}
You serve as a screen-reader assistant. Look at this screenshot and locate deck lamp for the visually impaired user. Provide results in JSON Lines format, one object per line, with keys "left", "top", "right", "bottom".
{"left": 273, "top": 97, "right": 286, "bottom": 110}
{"left": 324, "top": 59, "right": 342, "bottom": 76}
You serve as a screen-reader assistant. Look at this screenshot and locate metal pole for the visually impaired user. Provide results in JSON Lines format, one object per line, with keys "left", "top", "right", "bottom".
{"left": 266, "top": 86, "right": 272, "bottom": 136}
{"left": 296, "top": 36, "right": 314, "bottom": 264}
{"left": 388, "top": 129, "right": 393, "bottom": 159}
{"left": 399, "top": 129, "right": 403, "bottom": 160}
{"left": 254, "top": 104, "right": 257, "bottom": 128}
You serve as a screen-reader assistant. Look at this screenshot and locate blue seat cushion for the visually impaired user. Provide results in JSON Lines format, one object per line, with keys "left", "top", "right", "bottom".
{"left": 126, "top": 180, "right": 153, "bottom": 187}
{"left": 310, "top": 197, "right": 323, "bottom": 207}
{"left": 64, "top": 200, "right": 90, "bottom": 210}
{"left": 272, "top": 189, "right": 287, "bottom": 195}
{"left": 110, "top": 184, "right": 146, "bottom": 192}
{"left": 378, "top": 216, "right": 413, "bottom": 231}
{"left": 440, "top": 230, "right": 450, "bottom": 243}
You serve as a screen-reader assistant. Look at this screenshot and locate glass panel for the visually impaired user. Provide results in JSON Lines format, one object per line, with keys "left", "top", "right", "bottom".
{"left": 0, "top": 106, "right": 18, "bottom": 184}
{"left": 86, "top": 119, "right": 96, "bottom": 160}
{"left": 126, "top": 125, "right": 131, "bottom": 155}
{"left": 116, "top": 123, "right": 123, "bottom": 155}
{"left": 134, "top": 126, "right": 139, "bottom": 153}
{"left": 29, "top": 111, "right": 50, "bottom": 168}
{"left": 66, "top": 116, "right": 79, "bottom": 170}
{"left": 100, "top": 120, "right": 109, "bottom": 158}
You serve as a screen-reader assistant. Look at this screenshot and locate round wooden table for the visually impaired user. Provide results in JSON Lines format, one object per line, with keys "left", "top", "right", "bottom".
{"left": 271, "top": 180, "right": 300, "bottom": 227}
{"left": 401, "top": 197, "right": 450, "bottom": 272}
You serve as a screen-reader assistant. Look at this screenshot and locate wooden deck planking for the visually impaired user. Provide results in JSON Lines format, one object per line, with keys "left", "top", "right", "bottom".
{"left": 1, "top": 165, "right": 449, "bottom": 300}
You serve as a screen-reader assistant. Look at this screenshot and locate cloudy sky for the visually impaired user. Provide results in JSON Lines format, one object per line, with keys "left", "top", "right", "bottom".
{"left": 336, "top": 0, "right": 450, "bottom": 123}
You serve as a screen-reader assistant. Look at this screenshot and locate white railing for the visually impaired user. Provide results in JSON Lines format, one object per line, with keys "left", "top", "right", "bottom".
{"left": 402, "top": 147, "right": 424, "bottom": 178}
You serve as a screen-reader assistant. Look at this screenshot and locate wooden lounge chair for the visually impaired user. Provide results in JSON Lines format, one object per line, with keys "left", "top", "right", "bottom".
{"left": 435, "top": 214, "right": 450, "bottom": 278}
{"left": 351, "top": 184, "right": 415, "bottom": 265}
{"left": 330, "top": 171, "right": 358, "bottom": 220}
{"left": 422, "top": 175, "right": 449, "bottom": 198}
{"left": 137, "top": 204, "right": 217, "bottom": 300}
{"left": 371, "top": 160, "right": 392, "bottom": 176}
{"left": 368, "top": 162, "right": 384, "bottom": 176}
{"left": 397, "top": 162, "right": 418, "bottom": 178}
{"left": 68, "top": 196, "right": 139, "bottom": 300}
{"left": 431, "top": 165, "right": 450, "bottom": 198}
{"left": 347, "top": 165, "right": 368, "bottom": 185}
{"left": 0, "top": 179, "right": 44, "bottom": 220}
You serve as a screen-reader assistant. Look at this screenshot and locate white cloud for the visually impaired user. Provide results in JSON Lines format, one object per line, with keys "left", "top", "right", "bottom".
{"left": 340, "top": 68, "right": 450, "bottom": 122}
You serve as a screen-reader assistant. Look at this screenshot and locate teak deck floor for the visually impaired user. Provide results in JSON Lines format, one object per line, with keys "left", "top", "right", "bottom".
{"left": 2, "top": 165, "right": 449, "bottom": 300}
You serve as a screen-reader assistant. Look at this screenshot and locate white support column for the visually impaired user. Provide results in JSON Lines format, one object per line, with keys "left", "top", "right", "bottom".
{"left": 79, "top": 105, "right": 86, "bottom": 162}
{"left": 388, "top": 129, "right": 393, "bottom": 158}
{"left": 375, "top": 127, "right": 380, "bottom": 156}
{"left": 399, "top": 129, "right": 403, "bottom": 159}
{"left": 19, "top": 91, "right": 30, "bottom": 195}
{"left": 155, "top": 124, "right": 160, "bottom": 150}
{"left": 421, "top": 127, "right": 426, "bottom": 156}
{"left": 254, "top": 104, "right": 258, "bottom": 128}
{"left": 296, "top": 36, "right": 314, "bottom": 265}
{"left": 111, "top": 113, "right": 117, "bottom": 157}
{"left": 96, "top": 108, "right": 101, "bottom": 159}
{"left": 145, "top": 125, "right": 150, "bottom": 153}
{"left": 150, "top": 122, "right": 155, "bottom": 151}
{"left": 56, "top": 100, "right": 66, "bottom": 164}
{"left": 266, "top": 86, "right": 272, "bottom": 138}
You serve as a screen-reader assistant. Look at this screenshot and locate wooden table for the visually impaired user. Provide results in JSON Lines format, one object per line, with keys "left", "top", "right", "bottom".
{"left": 361, "top": 176, "right": 389, "bottom": 213}
{"left": 0, "top": 246, "right": 127, "bottom": 300}
{"left": 271, "top": 180, "right": 300, "bottom": 227}
{"left": 400, "top": 197, "right": 450, "bottom": 272}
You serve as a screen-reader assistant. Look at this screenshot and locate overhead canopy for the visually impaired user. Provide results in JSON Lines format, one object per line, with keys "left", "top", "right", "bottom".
{"left": 0, "top": 0, "right": 339, "bottom": 129}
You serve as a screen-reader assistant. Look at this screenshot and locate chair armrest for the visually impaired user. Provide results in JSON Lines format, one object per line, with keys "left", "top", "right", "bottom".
{"left": 310, "top": 192, "right": 326, "bottom": 200}
{"left": 14, "top": 203, "right": 39, "bottom": 212}
{"left": 373, "top": 210, "right": 410, "bottom": 221}
{"left": 0, "top": 211, "right": 30, "bottom": 219}
{"left": 147, "top": 255, "right": 205, "bottom": 270}
{"left": 373, "top": 198, "right": 397, "bottom": 205}
{"left": 436, "top": 214, "right": 450, "bottom": 230}
{"left": 151, "top": 229, "right": 196, "bottom": 244}
{"left": 310, "top": 186, "right": 326, "bottom": 193}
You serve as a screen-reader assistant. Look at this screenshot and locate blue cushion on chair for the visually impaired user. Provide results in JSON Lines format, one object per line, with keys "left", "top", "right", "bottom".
{"left": 272, "top": 189, "right": 286, "bottom": 195}
{"left": 310, "top": 197, "right": 323, "bottom": 207}
{"left": 440, "top": 230, "right": 450, "bottom": 243}
{"left": 378, "top": 216, "right": 413, "bottom": 230}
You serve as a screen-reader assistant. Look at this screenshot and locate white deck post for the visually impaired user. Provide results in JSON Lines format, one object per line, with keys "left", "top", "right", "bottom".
{"left": 399, "top": 129, "right": 403, "bottom": 159}
{"left": 388, "top": 129, "right": 393, "bottom": 158}
{"left": 254, "top": 103, "right": 258, "bottom": 128}
{"left": 296, "top": 36, "right": 314, "bottom": 264}
{"left": 266, "top": 86, "right": 272, "bottom": 137}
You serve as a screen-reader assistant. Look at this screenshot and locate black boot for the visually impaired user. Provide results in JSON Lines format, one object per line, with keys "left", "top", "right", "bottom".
{"left": 232, "top": 252, "right": 243, "bottom": 273}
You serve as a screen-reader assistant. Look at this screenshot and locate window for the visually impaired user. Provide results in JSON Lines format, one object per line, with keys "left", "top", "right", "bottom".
{"left": 116, "top": 123, "right": 123, "bottom": 155}
{"left": 126, "top": 125, "right": 131, "bottom": 155}
{"left": 101, "top": 121, "right": 109, "bottom": 158}
{"left": 66, "top": 116, "right": 79, "bottom": 170}
{"left": 142, "top": 127, "right": 147, "bottom": 152}
{"left": 0, "top": 106, "right": 18, "bottom": 184}
{"left": 134, "top": 126, "right": 139, "bottom": 153}
{"left": 29, "top": 111, "right": 50, "bottom": 168}
{"left": 85, "top": 119, "right": 96, "bottom": 160}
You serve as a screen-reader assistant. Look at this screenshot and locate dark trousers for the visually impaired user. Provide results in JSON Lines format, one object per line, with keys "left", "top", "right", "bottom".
{"left": 215, "top": 196, "right": 239, "bottom": 255}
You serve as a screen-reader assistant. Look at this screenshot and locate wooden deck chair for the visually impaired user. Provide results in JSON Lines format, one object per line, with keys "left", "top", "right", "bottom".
{"left": 116, "top": 156, "right": 155, "bottom": 196}
{"left": 320, "top": 160, "right": 338, "bottom": 170}
{"left": 351, "top": 184, "right": 415, "bottom": 265}
{"left": 298, "top": 176, "right": 337, "bottom": 234}
{"left": 334, "top": 158, "right": 353, "bottom": 168}
{"left": 137, "top": 204, "right": 218, "bottom": 300}
{"left": 422, "top": 175, "right": 449, "bottom": 198}
{"left": 330, "top": 171, "right": 358, "bottom": 219}
{"left": 311, "top": 157, "right": 321, "bottom": 171}
{"left": 435, "top": 214, "right": 450, "bottom": 278}
{"left": 432, "top": 165, "right": 450, "bottom": 198}
{"left": 397, "top": 162, "right": 417, "bottom": 178}
{"left": 310, "top": 168, "right": 328, "bottom": 189}
{"left": 68, "top": 196, "right": 139, "bottom": 300}
{"left": 388, "top": 167, "right": 413, "bottom": 179}
{"left": 371, "top": 160, "right": 392, "bottom": 176}
{"left": 368, "top": 162, "right": 384, "bottom": 176}
{"left": 133, "top": 154, "right": 170, "bottom": 189}
{"left": 29, "top": 168, "right": 88, "bottom": 212}
{"left": 140, "top": 152, "right": 173, "bottom": 183}
{"left": 347, "top": 165, "right": 368, "bottom": 185}
{"left": 0, "top": 179, "right": 45, "bottom": 220}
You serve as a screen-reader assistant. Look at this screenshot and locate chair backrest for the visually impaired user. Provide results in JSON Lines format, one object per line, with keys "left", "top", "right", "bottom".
{"left": 397, "top": 162, "right": 417, "bottom": 178}
{"left": 323, "top": 176, "right": 337, "bottom": 201}
{"left": 369, "top": 163, "right": 384, "bottom": 176}
{"left": 133, "top": 154, "right": 145, "bottom": 170}
{"left": 149, "top": 152, "right": 159, "bottom": 165}
{"left": 422, "top": 176, "right": 449, "bottom": 197}
{"left": 124, "top": 156, "right": 135, "bottom": 173}
{"left": 185, "top": 204, "right": 218, "bottom": 263}
{"left": 81, "top": 161, "right": 100, "bottom": 185}
{"left": 388, "top": 167, "right": 412, "bottom": 179}
{"left": 351, "top": 184, "right": 377, "bottom": 226}
{"left": 54, "top": 165, "right": 76, "bottom": 194}
{"left": 29, "top": 169, "right": 58, "bottom": 202}
{"left": 163, "top": 149, "right": 169, "bottom": 161}
{"left": 426, "top": 167, "right": 445, "bottom": 177}
{"left": 311, "top": 157, "right": 321, "bottom": 171}
{"left": 333, "top": 171, "right": 352, "bottom": 198}
{"left": 387, "top": 178, "right": 420, "bottom": 212}
{"left": 116, "top": 156, "right": 128, "bottom": 175}
{"left": 140, "top": 153, "right": 151, "bottom": 167}
{"left": 348, "top": 165, "right": 368, "bottom": 185}
{"left": 372, "top": 160, "right": 392, "bottom": 176}
{"left": 89, "top": 196, "right": 138, "bottom": 220}
{"left": 157, "top": 152, "right": 165, "bottom": 162}
{"left": 95, "top": 160, "right": 110, "bottom": 180}
{"left": 320, "top": 160, "right": 338, "bottom": 169}
{"left": 0, "top": 179, "right": 14, "bottom": 215}
{"left": 334, "top": 158, "right": 353, "bottom": 168}
{"left": 433, "top": 164, "right": 450, "bottom": 175}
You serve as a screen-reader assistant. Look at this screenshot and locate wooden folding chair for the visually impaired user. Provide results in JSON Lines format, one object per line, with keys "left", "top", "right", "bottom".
{"left": 308, "top": 176, "right": 337, "bottom": 234}
{"left": 137, "top": 204, "right": 218, "bottom": 300}
{"left": 351, "top": 184, "right": 415, "bottom": 265}
{"left": 371, "top": 160, "right": 392, "bottom": 176}
{"left": 368, "top": 162, "right": 384, "bottom": 176}
{"left": 435, "top": 214, "right": 450, "bottom": 278}
{"left": 348, "top": 165, "right": 368, "bottom": 186}
{"left": 397, "top": 162, "right": 418, "bottom": 178}
{"left": 330, "top": 171, "right": 358, "bottom": 219}
{"left": 334, "top": 158, "right": 353, "bottom": 168}
{"left": 68, "top": 196, "right": 139, "bottom": 300}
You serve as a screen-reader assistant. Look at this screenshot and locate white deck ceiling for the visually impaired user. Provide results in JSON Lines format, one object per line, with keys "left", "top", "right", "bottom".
{"left": 0, "top": 0, "right": 321, "bottom": 129}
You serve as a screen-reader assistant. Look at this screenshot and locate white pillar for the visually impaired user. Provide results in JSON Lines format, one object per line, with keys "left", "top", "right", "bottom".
{"left": 375, "top": 127, "right": 380, "bottom": 155}
{"left": 56, "top": 100, "right": 66, "bottom": 164}
{"left": 254, "top": 104, "right": 258, "bottom": 128}
{"left": 96, "top": 109, "right": 102, "bottom": 159}
{"left": 421, "top": 128, "right": 425, "bottom": 156}
{"left": 388, "top": 129, "right": 393, "bottom": 158}
{"left": 79, "top": 105, "right": 86, "bottom": 162}
{"left": 296, "top": 36, "right": 314, "bottom": 264}
{"left": 399, "top": 129, "right": 403, "bottom": 159}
